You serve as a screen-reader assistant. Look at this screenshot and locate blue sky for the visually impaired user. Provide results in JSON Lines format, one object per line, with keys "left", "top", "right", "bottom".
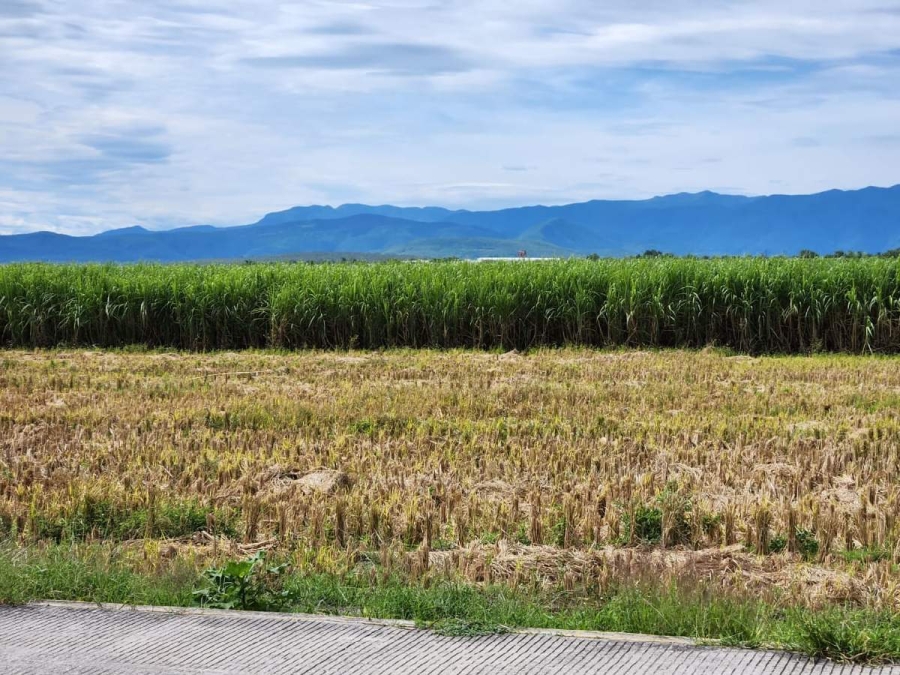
{"left": 1, "top": 0, "right": 899, "bottom": 234}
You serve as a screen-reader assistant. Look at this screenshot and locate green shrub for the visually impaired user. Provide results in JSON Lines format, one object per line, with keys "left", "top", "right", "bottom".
{"left": 193, "top": 551, "right": 291, "bottom": 611}
{"left": 624, "top": 506, "right": 663, "bottom": 544}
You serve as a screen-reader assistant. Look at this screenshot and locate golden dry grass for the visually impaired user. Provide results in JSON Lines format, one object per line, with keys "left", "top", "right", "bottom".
{"left": 2, "top": 348, "right": 900, "bottom": 608}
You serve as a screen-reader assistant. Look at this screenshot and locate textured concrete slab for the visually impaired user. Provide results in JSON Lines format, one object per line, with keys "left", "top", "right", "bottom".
{"left": 0, "top": 602, "right": 897, "bottom": 674}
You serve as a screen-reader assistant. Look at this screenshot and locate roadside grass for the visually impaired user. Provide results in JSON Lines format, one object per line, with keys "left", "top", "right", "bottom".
{"left": 2, "top": 543, "right": 900, "bottom": 664}
{"left": 0, "top": 544, "right": 196, "bottom": 607}
{"left": 794, "top": 609, "right": 900, "bottom": 664}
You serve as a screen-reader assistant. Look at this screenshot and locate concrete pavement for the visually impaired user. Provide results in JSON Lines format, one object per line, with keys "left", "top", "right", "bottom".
{"left": 1, "top": 602, "right": 898, "bottom": 674}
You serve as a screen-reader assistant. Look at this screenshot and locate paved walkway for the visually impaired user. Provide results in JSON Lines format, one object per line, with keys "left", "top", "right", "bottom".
{"left": 1, "top": 602, "right": 898, "bottom": 674}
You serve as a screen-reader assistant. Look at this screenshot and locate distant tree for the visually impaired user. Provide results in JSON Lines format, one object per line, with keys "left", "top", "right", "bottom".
{"left": 639, "top": 249, "right": 666, "bottom": 258}
{"left": 586, "top": 253, "right": 600, "bottom": 261}
{"left": 798, "top": 249, "right": 819, "bottom": 258}
{"left": 826, "top": 250, "right": 868, "bottom": 258}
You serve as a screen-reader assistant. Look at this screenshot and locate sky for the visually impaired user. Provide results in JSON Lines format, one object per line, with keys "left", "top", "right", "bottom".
{"left": 1, "top": 1, "right": 899, "bottom": 235}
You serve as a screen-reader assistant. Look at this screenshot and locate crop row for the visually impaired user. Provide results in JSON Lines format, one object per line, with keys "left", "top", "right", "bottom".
{"left": 2, "top": 258, "right": 900, "bottom": 352}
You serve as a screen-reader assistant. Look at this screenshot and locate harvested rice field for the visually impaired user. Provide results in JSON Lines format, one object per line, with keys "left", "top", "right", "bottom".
{"left": 3, "top": 347, "right": 900, "bottom": 617}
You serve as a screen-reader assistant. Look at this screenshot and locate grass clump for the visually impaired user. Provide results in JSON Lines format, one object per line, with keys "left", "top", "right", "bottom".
{"left": 839, "top": 548, "right": 892, "bottom": 564}
{"left": 789, "top": 608, "right": 900, "bottom": 663}
{"left": 422, "top": 617, "right": 511, "bottom": 637}
{"left": 621, "top": 489, "right": 692, "bottom": 546}
{"left": 0, "top": 543, "right": 195, "bottom": 607}
{"left": 769, "top": 529, "right": 820, "bottom": 560}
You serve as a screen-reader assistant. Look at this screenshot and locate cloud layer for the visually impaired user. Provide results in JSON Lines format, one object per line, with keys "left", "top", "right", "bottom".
{"left": 1, "top": 0, "right": 899, "bottom": 233}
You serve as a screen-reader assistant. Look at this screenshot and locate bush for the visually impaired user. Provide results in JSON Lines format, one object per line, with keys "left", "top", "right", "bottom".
{"left": 193, "top": 552, "right": 291, "bottom": 611}
{"left": 624, "top": 506, "right": 663, "bottom": 544}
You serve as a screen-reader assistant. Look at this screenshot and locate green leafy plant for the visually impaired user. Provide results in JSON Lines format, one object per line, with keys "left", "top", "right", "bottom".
{"left": 193, "top": 552, "right": 291, "bottom": 611}
{"left": 624, "top": 506, "right": 663, "bottom": 544}
{"left": 767, "top": 529, "right": 818, "bottom": 559}
{"left": 622, "top": 491, "right": 692, "bottom": 546}
{"left": 795, "top": 529, "right": 820, "bottom": 560}
{"left": 769, "top": 534, "right": 787, "bottom": 554}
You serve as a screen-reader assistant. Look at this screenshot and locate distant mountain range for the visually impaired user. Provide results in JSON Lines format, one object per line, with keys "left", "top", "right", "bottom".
{"left": 2, "top": 185, "right": 899, "bottom": 262}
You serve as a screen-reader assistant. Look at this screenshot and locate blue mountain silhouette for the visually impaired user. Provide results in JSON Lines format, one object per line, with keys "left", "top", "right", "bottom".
{"left": 2, "top": 185, "right": 898, "bottom": 261}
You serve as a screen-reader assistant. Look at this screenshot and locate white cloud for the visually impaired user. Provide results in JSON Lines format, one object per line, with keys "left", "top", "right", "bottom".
{"left": 0, "top": 0, "right": 899, "bottom": 233}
